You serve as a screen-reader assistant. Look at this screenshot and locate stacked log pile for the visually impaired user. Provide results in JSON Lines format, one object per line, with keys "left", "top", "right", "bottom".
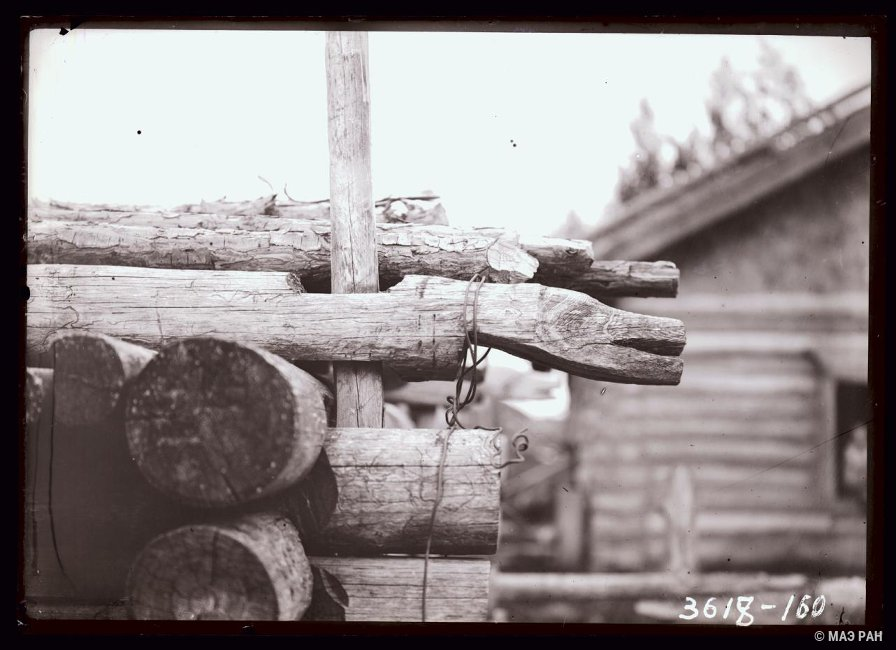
{"left": 23, "top": 191, "right": 684, "bottom": 621}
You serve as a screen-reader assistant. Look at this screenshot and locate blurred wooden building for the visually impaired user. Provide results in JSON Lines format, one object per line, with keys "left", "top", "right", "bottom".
{"left": 569, "top": 84, "right": 872, "bottom": 574}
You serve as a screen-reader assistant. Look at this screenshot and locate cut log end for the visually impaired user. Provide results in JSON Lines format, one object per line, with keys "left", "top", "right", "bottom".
{"left": 52, "top": 333, "right": 155, "bottom": 426}
{"left": 128, "top": 515, "right": 313, "bottom": 621}
{"left": 125, "top": 338, "right": 329, "bottom": 507}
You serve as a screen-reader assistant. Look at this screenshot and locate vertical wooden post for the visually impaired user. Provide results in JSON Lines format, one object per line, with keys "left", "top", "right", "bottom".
{"left": 325, "top": 31, "right": 384, "bottom": 428}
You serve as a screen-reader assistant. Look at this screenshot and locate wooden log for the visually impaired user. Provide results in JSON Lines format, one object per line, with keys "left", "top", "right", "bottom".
{"left": 23, "top": 367, "right": 72, "bottom": 601}
{"left": 27, "top": 364, "right": 498, "bottom": 556}
{"left": 125, "top": 337, "right": 330, "bottom": 507}
{"left": 28, "top": 556, "right": 491, "bottom": 622}
{"left": 309, "top": 557, "right": 491, "bottom": 622}
{"left": 491, "top": 571, "right": 809, "bottom": 602}
{"left": 128, "top": 514, "right": 314, "bottom": 621}
{"left": 30, "top": 209, "right": 679, "bottom": 298}
{"left": 28, "top": 219, "right": 538, "bottom": 287}
{"left": 51, "top": 333, "right": 155, "bottom": 426}
{"left": 326, "top": 31, "right": 382, "bottom": 428}
{"left": 27, "top": 265, "right": 685, "bottom": 384}
{"left": 567, "top": 260, "right": 679, "bottom": 298}
{"left": 28, "top": 384, "right": 188, "bottom": 603}
{"left": 310, "top": 428, "right": 499, "bottom": 555}
{"left": 34, "top": 194, "right": 449, "bottom": 224}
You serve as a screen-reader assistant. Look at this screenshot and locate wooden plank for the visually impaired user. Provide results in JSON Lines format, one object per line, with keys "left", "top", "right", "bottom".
{"left": 326, "top": 31, "right": 383, "bottom": 428}
{"left": 586, "top": 436, "right": 818, "bottom": 465}
{"left": 27, "top": 265, "right": 685, "bottom": 384}
{"left": 491, "top": 571, "right": 808, "bottom": 602}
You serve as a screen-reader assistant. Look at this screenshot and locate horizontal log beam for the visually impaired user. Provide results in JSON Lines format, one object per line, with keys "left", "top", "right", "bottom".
{"left": 28, "top": 218, "right": 537, "bottom": 285}
{"left": 30, "top": 208, "right": 679, "bottom": 298}
{"left": 27, "top": 265, "right": 685, "bottom": 384}
{"left": 37, "top": 194, "right": 449, "bottom": 223}
{"left": 311, "top": 428, "right": 499, "bottom": 555}
{"left": 491, "top": 571, "right": 809, "bottom": 602}
{"left": 310, "top": 556, "right": 491, "bottom": 622}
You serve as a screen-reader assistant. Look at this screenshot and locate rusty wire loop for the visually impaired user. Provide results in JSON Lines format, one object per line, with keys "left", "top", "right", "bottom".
{"left": 422, "top": 268, "right": 530, "bottom": 622}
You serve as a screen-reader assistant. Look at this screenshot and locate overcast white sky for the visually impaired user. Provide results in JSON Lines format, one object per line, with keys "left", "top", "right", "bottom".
{"left": 28, "top": 29, "right": 870, "bottom": 238}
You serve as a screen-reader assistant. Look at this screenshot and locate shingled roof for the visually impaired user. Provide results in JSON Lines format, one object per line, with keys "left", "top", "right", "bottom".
{"left": 590, "top": 83, "right": 872, "bottom": 260}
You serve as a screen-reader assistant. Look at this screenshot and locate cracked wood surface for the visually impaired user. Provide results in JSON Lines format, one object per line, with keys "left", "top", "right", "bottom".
{"left": 29, "top": 207, "right": 679, "bottom": 297}
{"left": 125, "top": 337, "right": 330, "bottom": 507}
{"left": 27, "top": 218, "right": 537, "bottom": 287}
{"left": 128, "top": 514, "right": 314, "bottom": 621}
{"left": 27, "top": 265, "right": 684, "bottom": 384}
{"left": 307, "top": 427, "right": 499, "bottom": 555}
{"left": 326, "top": 31, "right": 384, "bottom": 429}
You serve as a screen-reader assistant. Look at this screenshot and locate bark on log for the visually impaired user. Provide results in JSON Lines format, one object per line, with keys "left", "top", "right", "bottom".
{"left": 125, "top": 338, "right": 330, "bottom": 507}
{"left": 51, "top": 333, "right": 155, "bottom": 426}
{"left": 128, "top": 514, "right": 313, "bottom": 621}
{"left": 27, "top": 219, "right": 537, "bottom": 287}
{"left": 34, "top": 194, "right": 449, "bottom": 224}
{"left": 27, "top": 265, "right": 685, "bottom": 384}
{"left": 29, "top": 208, "right": 679, "bottom": 298}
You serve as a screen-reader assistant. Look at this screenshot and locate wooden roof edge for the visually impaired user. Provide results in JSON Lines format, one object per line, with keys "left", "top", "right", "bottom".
{"left": 590, "top": 83, "right": 872, "bottom": 259}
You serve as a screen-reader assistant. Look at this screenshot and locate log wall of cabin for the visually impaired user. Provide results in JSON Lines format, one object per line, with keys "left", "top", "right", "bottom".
{"left": 575, "top": 141, "right": 869, "bottom": 574}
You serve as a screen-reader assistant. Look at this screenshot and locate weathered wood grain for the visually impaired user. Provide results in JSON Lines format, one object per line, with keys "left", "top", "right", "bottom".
{"left": 27, "top": 219, "right": 538, "bottom": 288}
{"left": 128, "top": 514, "right": 314, "bottom": 621}
{"left": 30, "top": 209, "right": 679, "bottom": 298}
{"left": 27, "top": 265, "right": 685, "bottom": 384}
{"left": 326, "top": 31, "right": 384, "bottom": 429}
{"left": 27, "top": 364, "right": 499, "bottom": 556}
{"left": 25, "top": 265, "right": 463, "bottom": 381}
{"left": 310, "top": 428, "right": 499, "bottom": 555}
{"left": 125, "top": 338, "right": 330, "bottom": 507}
{"left": 311, "top": 556, "right": 491, "bottom": 622}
